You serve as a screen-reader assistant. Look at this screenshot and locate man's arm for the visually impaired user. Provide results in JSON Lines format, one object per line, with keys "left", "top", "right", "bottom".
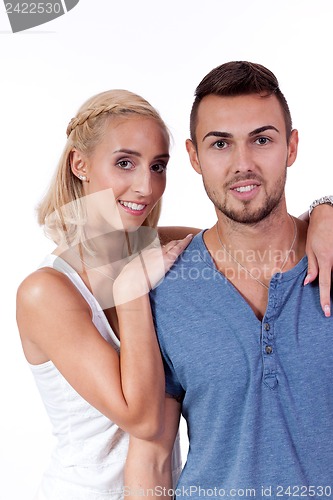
{"left": 124, "top": 396, "right": 182, "bottom": 499}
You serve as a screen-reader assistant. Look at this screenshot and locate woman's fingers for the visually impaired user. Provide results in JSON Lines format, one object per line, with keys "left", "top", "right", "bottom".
{"left": 318, "top": 265, "right": 332, "bottom": 317}
{"left": 304, "top": 248, "right": 318, "bottom": 286}
{"left": 305, "top": 204, "right": 333, "bottom": 317}
{"left": 162, "top": 234, "right": 193, "bottom": 272}
{"left": 113, "top": 234, "right": 193, "bottom": 305}
{"left": 141, "top": 234, "right": 193, "bottom": 290}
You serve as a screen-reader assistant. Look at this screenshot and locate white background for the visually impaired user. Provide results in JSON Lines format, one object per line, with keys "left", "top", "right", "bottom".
{"left": 1, "top": 1, "right": 332, "bottom": 498}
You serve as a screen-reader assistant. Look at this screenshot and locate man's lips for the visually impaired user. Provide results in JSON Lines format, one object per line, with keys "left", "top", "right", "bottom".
{"left": 231, "top": 184, "right": 259, "bottom": 194}
{"left": 229, "top": 181, "right": 261, "bottom": 199}
{"left": 229, "top": 179, "right": 261, "bottom": 191}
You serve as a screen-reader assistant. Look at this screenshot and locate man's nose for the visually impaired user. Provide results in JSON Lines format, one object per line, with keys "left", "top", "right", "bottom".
{"left": 232, "top": 145, "right": 255, "bottom": 173}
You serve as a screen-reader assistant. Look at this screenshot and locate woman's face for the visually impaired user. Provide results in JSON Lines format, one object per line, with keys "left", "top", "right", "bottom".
{"left": 79, "top": 115, "right": 169, "bottom": 233}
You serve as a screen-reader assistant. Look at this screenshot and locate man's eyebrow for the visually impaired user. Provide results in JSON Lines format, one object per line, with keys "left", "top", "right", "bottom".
{"left": 202, "top": 131, "right": 233, "bottom": 142}
{"left": 202, "top": 126, "right": 280, "bottom": 143}
{"left": 113, "top": 149, "right": 170, "bottom": 160}
{"left": 249, "top": 125, "right": 279, "bottom": 136}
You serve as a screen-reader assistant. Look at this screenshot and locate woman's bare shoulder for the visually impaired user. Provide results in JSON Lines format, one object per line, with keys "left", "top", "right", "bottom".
{"left": 16, "top": 265, "right": 92, "bottom": 361}
{"left": 17, "top": 266, "right": 88, "bottom": 312}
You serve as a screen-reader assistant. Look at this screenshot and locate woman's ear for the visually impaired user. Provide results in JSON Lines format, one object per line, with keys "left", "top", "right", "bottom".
{"left": 70, "top": 149, "right": 89, "bottom": 182}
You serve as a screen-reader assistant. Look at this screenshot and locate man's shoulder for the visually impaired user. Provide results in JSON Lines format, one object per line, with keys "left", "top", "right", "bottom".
{"left": 153, "top": 231, "right": 208, "bottom": 290}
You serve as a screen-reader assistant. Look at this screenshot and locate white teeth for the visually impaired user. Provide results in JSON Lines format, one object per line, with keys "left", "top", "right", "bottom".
{"left": 119, "top": 201, "right": 146, "bottom": 211}
{"left": 234, "top": 185, "right": 257, "bottom": 193}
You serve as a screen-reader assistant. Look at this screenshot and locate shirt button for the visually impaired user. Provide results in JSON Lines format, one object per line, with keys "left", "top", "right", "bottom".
{"left": 264, "top": 323, "right": 270, "bottom": 331}
{"left": 265, "top": 345, "right": 273, "bottom": 354}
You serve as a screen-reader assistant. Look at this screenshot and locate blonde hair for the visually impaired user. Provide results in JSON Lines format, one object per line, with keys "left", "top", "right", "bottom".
{"left": 38, "top": 89, "right": 169, "bottom": 248}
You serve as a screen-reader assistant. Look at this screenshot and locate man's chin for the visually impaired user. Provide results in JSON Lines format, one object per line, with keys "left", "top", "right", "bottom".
{"left": 221, "top": 205, "right": 274, "bottom": 225}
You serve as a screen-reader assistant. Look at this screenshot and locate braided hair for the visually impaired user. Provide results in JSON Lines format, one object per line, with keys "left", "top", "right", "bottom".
{"left": 37, "top": 89, "right": 169, "bottom": 248}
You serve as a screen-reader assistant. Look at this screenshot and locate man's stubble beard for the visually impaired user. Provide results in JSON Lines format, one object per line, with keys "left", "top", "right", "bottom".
{"left": 202, "top": 168, "right": 287, "bottom": 225}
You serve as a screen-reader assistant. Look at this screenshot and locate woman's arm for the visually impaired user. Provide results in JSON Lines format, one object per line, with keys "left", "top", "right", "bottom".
{"left": 17, "top": 270, "right": 162, "bottom": 439}
{"left": 16, "top": 237, "right": 191, "bottom": 440}
{"left": 158, "top": 203, "right": 333, "bottom": 317}
{"left": 124, "top": 396, "right": 182, "bottom": 499}
{"left": 158, "top": 226, "right": 201, "bottom": 245}
{"left": 303, "top": 203, "right": 333, "bottom": 317}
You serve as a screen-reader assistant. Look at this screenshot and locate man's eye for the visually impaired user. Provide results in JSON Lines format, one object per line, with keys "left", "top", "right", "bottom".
{"left": 213, "top": 140, "right": 227, "bottom": 149}
{"left": 256, "top": 137, "right": 270, "bottom": 145}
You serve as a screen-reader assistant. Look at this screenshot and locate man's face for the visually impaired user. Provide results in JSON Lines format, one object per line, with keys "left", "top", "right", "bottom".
{"left": 186, "top": 93, "right": 298, "bottom": 224}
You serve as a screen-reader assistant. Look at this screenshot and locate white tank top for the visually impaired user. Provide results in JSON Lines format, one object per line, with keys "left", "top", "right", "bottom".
{"left": 30, "top": 255, "right": 182, "bottom": 500}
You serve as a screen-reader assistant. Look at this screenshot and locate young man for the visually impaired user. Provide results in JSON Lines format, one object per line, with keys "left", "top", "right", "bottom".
{"left": 125, "top": 62, "right": 333, "bottom": 499}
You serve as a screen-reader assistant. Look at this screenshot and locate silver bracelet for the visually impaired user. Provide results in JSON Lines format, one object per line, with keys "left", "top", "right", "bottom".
{"left": 309, "top": 195, "right": 333, "bottom": 216}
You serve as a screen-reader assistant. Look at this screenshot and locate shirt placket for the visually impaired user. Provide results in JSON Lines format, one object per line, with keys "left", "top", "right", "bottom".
{"left": 261, "top": 277, "right": 279, "bottom": 390}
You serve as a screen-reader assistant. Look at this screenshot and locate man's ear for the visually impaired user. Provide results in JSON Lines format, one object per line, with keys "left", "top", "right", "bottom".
{"left": 287, "top": 129, "right": 299, "bottom": 168}
{"left": 186, "top": 139, "right": 202, "bottom": 175}
{"left": 70, "top": 149, "right": 89, "bottom": 181}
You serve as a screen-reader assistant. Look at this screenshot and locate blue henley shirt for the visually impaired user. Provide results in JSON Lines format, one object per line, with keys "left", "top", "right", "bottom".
{"left": 151, "top": 231, "right": 333, "bottom": 500}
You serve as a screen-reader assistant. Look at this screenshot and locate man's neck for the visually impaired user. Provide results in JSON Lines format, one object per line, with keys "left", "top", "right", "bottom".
{"left": 213, "top": 208, "right": 306, "bottom": 267}
{"left": 203, "top": 210, "right": 308, "bottom": 320}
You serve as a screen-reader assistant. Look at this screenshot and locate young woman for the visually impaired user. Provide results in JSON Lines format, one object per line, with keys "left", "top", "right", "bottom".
{"left": 16, "top": 90, "right": 190, "bottom": 500}
{"left": 16, "top": 89, "right": 333, "bottom": 500}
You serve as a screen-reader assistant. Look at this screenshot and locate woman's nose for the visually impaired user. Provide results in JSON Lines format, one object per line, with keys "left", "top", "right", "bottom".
{"left": 132, "top": 168, "right": 152, "bottom": 196}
